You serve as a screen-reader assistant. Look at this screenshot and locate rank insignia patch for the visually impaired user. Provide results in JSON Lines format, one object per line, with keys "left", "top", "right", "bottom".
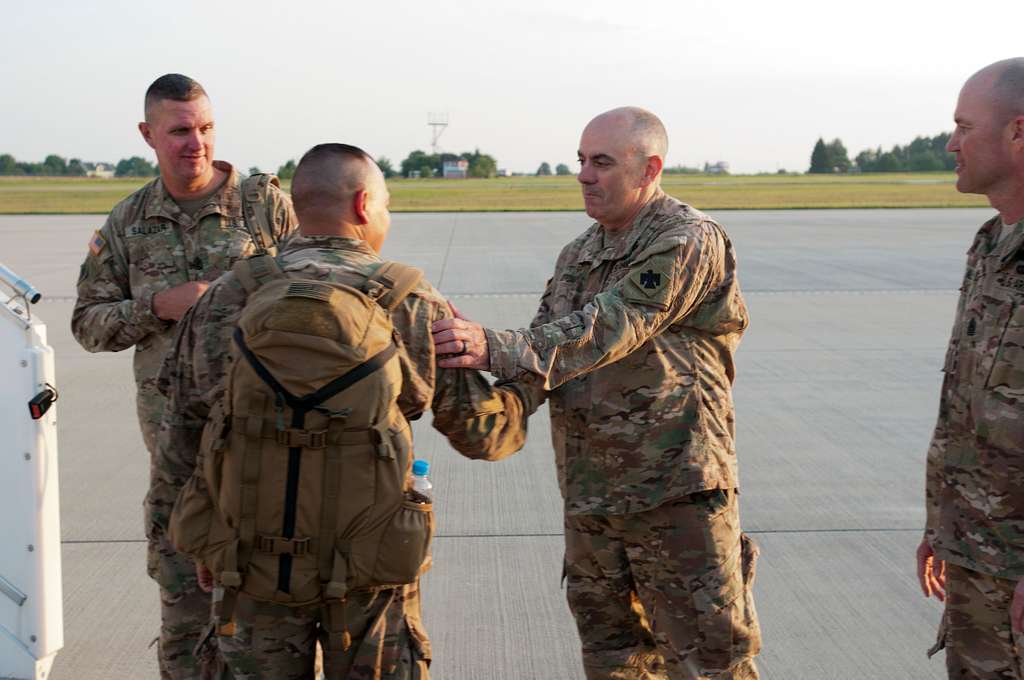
{"left": 88, "top": 230, "right": 106, "bottom": 256}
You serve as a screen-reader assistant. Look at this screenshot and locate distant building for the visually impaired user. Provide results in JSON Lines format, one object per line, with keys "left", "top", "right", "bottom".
{"left": 703, "top": 161, "right": 730, "bottom": 175}
{"left": 86, "top": 163, "right": 115, "bottom": 179}
{"left": 442, "top": 159, "right": 469, "bottom": 179}
{"left": 496, "top": 168, "right": 509, "bottom": 177}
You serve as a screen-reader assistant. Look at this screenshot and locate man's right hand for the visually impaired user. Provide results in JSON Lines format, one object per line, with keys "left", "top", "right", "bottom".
{"left": 153, "top": 281, "right": 211, "bottom": 321}
{"left": 196, "top": 562, "right": 214, "bottom": 593}
{"left": 431, "top": 301, "right": 491, "bottom": 370}
{"left": 916, "top": 537, "right": 946, "bottom": 602}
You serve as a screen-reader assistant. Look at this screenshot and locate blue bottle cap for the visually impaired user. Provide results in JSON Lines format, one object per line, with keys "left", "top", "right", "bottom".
{"left": 412, "top": 460, "right": 430, "bottom": 476}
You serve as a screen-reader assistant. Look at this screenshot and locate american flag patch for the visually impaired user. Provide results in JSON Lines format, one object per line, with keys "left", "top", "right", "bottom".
{"left": 88, "top": 230, "right": 106, "bottom": 256}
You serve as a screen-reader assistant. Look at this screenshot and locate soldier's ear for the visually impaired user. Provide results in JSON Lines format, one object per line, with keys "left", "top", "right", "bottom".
{"left": 138, "top": 122, "right": 155, "bottom": 150}
{"left": 353, "top": 188, "right": 370, "bottom": 225}
{"left": 1011, "top": 115, "right": 1024, "bottom": 149}
{"left": 642, "top": 155, "right": 664, "bottom": 186}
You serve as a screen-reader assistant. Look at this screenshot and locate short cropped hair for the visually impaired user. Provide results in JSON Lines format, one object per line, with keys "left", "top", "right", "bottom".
{"left": 296, "top": 143, "right": 374, "bottom": 171}
{"left": 992, "top": 58, "right": 1024, "bottom": 121}
{"left": 628, "top": 107, "right": 669, "bottom": 160}
{"left": 292, "top": 143, "right": 377, "bottom": 216}
{"left": 144, "top": 74, "right": 207, "bottom": 119}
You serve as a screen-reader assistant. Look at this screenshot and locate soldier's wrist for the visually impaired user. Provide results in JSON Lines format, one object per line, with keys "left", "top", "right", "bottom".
{"left": 483, "top": 328, "right": 511, "bottom": 378}
{"left": 144, "top": 290, "right": 172, "bottom": 326}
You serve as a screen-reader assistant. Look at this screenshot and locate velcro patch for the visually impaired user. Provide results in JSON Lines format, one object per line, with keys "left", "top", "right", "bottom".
{"left": 285, "top": 281, "right": 334, "bottom": 302}
{"left": 88, "top": 230, "right": 106, "bottom": 256}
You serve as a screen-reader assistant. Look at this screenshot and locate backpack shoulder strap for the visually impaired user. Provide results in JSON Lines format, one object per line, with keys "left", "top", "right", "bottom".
{"left": 240, "top": 173, "right": 282, "bottom": 256}
{"left": 363, "top": 262, "right": 424, "bottom": 312}
{"left": 232, "top": 253, "right": 283, "bottom": 294}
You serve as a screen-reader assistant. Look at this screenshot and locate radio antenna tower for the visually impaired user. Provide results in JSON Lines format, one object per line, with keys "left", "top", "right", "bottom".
{"left": 428, "top": 112, "right": 449, "bottom": 155}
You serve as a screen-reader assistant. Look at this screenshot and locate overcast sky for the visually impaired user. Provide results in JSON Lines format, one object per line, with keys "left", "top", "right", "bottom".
{"left": 2, "top": 0, "right": 1020, "bottom": 174}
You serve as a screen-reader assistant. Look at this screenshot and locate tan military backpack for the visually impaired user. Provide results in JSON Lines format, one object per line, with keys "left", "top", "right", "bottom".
{"left": 169, "top": 253, "right": 432, "bottom": 630}
{"left": 239, "top": 173, "right": 283, "bottom": 256}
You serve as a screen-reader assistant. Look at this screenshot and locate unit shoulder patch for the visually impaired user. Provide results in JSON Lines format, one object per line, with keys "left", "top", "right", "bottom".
{"left": 624, "top": 252, "right": 675, "bottom": 309}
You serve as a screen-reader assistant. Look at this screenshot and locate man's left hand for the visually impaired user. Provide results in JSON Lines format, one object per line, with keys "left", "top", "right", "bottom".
{"left": 1011, "top": 576, "right": 1024, "bottom": 634}
{"left": 431, "top": 302, "right": 490, "bottom": 370}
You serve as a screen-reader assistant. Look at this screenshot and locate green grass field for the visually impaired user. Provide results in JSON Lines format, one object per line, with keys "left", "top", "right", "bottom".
{"left": 0, "top": 173, "right": 989, "bottom": 214}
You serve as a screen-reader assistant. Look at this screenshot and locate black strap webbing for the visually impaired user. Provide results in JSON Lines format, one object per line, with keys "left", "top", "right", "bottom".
{"left": 232, "top": 328, "right": 398, "bottom": 411}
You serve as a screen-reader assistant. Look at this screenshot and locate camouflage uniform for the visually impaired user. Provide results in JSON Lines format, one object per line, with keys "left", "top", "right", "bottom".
{"left": 925, "top": 216, "right": 1024, "bottom": 677}
{"left": 150, "top": 235, "right": 534, "bottom": 679}
{"left": 930, "top": 564, "right": 1024, "bottom": 678}
{"left": 71, "top": 161, "right": 297, "bottom": 679}
{"left": 216, "top": 582, "right": 430, "bottom": 680}
{"left": 485, "top": 191, "right": 761, "bottom": 679}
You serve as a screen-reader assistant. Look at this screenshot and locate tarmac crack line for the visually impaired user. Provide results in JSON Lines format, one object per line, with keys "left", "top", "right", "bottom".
{"left": 38, "top": 288, "right": 958, "bottom": 304}
{"left": 427, "top": 527, "right": 923, "bottom": 539}
{"left": 434, "top": 216, "right": 459, "bottom": 291}
{"left": 61, "top": 527, "right": 921, "bottom": 546}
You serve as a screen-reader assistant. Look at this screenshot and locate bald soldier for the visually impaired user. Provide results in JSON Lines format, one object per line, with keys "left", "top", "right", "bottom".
{"left": 917, "top": 58, "right": 1024, "bottom": 678}
{"left": 433, "top": 108, "right": 761, "bottom": 679}
{"left": 151, "top": 143, "right": 535, "bottom": 679}
{"left": 72, "top": 74, "right": 296, "bottom": 678}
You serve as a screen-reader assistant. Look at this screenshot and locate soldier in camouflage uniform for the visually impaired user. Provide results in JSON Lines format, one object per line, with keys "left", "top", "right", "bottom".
{"left": 917, "top": 58, "right": 1024, "bottom": 679}
{"left": 432, "top": 108, "right": 760, "bottom": 679}
{"left": 150, "top": 143, "right": 535, "bottom": 679}
{"left": 71, "top": 73, "right": 297, "bottom": 679}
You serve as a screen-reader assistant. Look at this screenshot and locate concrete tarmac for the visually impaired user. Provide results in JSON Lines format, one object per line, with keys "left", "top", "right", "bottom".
{"left": 2, "top": 207, "right": 995, "bottom": 679}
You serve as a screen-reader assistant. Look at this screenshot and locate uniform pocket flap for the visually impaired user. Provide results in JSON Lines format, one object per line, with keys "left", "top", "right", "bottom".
{"left": 692, "top": 549, "right": 744, "bottom": 615}
{"left": 169, "top": 475, "right": 218, "bottom": 557}
{"left": 989, "top": 362, "right": 1024, "bottom": 389}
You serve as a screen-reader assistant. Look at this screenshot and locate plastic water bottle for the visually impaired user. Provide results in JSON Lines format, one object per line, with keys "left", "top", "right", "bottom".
{"left": 411, "top": 459, "right": 433, "bottom": 501}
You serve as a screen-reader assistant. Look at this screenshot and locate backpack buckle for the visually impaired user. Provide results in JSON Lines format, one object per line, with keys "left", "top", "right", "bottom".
{"left": 256, "top": 535, "right": 311, "bottom": 556}
{"left": 363, "top": 280, "right": 385, "bottom": 300}
{"left": 221, "top": 571, "right": 242, "bottom": 587}
{"left": 275, "top": 428, "right": 328, "bottom": 449}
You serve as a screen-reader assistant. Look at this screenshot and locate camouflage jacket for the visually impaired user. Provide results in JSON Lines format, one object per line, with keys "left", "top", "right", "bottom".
{"left": 71, "top": 161, "right": 298, "bottom": 428}
{"left": 486, "top": 191, "right": 749, "bottom": 516}
{"left": 926, "top": 215, "right": 1024, "bottom": 578}
{"left": 147, "top": 235, "right": 533, "bottom": 536}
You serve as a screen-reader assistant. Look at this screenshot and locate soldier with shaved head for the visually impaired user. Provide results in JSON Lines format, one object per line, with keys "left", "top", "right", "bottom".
{"left": 917, "top": 58, "right": 1024, "bottom": 678}
{"left": 432, "top": 108, "right": 761, "bottom": 678}
{"left": 151, "top": 143, "right": 534, "bottom": 679}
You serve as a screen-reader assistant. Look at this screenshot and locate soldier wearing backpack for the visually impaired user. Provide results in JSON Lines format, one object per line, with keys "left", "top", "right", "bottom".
{"left": 148, "top": 143, "right": 535, "bottom": 679}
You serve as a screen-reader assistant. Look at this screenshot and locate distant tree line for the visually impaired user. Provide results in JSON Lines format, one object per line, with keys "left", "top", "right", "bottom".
{"left": 399, "top": 149, "right": 497, "bottom": 178}
{"left": 808, "top": 133, "right": 955, "bottom": 173}
{"left": 275, "top": 150, "right": 497, "bottom": 180}
{"left": 0, "top": 153, "right": 158, "bottom": 177}
{"left": 533, "top": 162, "right": 572, "bottom": 176}
{"left": 664, "top": 164, "right": 703, "bottom": 175}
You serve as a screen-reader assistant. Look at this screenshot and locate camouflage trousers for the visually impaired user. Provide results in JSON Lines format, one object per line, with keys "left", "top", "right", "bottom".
{"left": 143, "top": 413, "right": 219, "bottom": 679}
{"left": 564, "top": 489, "right": 761, "bottom": 680}
{"left": 930, "top": 563, "right": 1024, "bottom": 679}
{"left": 217, "top": 582, "right": 430, "bottom": 679}
{"left": 148, "top": 537, "right": 218, "bottom": 679}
